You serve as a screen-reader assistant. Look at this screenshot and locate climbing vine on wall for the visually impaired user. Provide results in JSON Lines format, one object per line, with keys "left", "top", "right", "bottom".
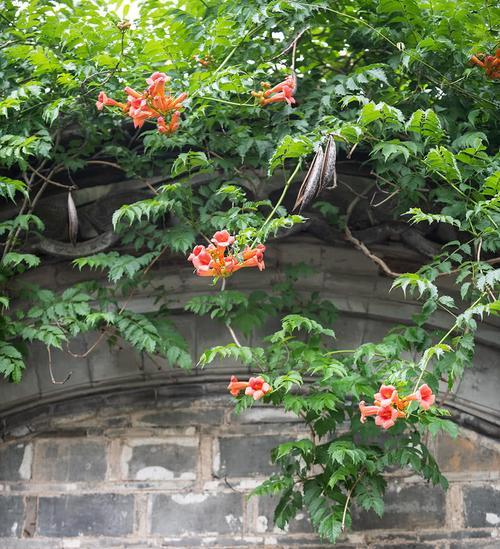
{"left": 0, "top": 0, "right": 499, "bottom": 542}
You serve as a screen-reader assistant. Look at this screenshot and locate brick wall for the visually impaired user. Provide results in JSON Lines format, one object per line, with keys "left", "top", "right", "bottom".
{"left": 1, "top": 239, "right": 499, "bottom": 547}
{"left": 0, "top": 384, "right": 499, "bottom": 548}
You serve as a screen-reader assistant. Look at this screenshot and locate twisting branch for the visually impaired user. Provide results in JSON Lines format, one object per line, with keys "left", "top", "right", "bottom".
{"left": 344, "top": 195, "right": 402, "bottom": 278}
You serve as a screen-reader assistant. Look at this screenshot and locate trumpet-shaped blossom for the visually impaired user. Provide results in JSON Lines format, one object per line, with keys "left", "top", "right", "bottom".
{"left": 359, "top": 382, "right": 436, "bottom": 430}
{"left": 245, "top": 376, "right": 272, "bottom": 400}
{"left": 359, "top": 401, "right": 380, "bottom": 424}
{"left": 212, "top": 230, "right": 235, "bottom": 248}
{"left": 470, "top": 49, "right": 500, "bottom": 79}
{"left": 97, "top": 72, "right": 187, "bottom": 134}
{"left": 188, "top": 231, "right": 266, "bottom": 279}
{"left": 252, "top": 72, "right": 297, "bottom": 106}
{"left": 96, "top": 91, "right": 127, "bottom": 112}
{"left": 374, "top": 384, "right": 398, "bottom": 407}
{"left": 157, "top": 111, "right": 181, "bottom": 135}
{"left": 416, "top": 384, "right": 435, "bottom": 410}
{"left": 375, "top": 405, "right": 398, "bottom": 430}
{"left": 227, "top": 375, "right": 249, "bottom": 396}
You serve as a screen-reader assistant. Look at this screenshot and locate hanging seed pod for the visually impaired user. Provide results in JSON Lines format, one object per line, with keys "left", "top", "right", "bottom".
{"left": 67, "top": 191, "right": 78, "bottom": 246}
{"left": 318, "top": 134, "right": 337, "bottom": 192}
{"left": 293, "top": 147, "right": 324, "bottom": 212}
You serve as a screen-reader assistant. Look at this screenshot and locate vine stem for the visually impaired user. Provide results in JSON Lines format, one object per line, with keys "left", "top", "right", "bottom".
{"left": 253, "top": 161, "right": 302, "bottom": 246}
{"left": 220, "top": 277, "right": 242, "bottom": 347}
{"left": 412, "top": 295, "right": 484, "bottom": 391}
{"left": 198, "top": 96, "right": 254, "bottom": 107}
{"left": 341, "top": 472, "right": 364, "bottom": 532}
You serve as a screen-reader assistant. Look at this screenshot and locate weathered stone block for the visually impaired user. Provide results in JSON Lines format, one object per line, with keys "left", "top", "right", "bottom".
{"left": 0, "top": 442, "right": 32, "bottom": 481}
{"left": 332, "top": 315, "right": 367, "bottom": 349}
{"left": 122, "top": 438, "right": 198, "bottom": 480}
{"left": 87, "top": 334, "right": 143, "bottom": 385}
{"left": 38, "top": 494, "right": 134, "bottom": 537}
{"left": 257, "top": 495, "right": 314, "bottom": 534}
{"left": 435, "top": 432, "right": 500, "bottom": 473}
{"left": 137, "top": 407, "right": 224, "bottom": 427}
{"left": 33, "top": 439, "right": 106, "bottom": 482}
{"left": 216, "top": 435, "right": 289, "bottom": 477}
{"left": 463, "top": 485, "right": 500, "bottom": 528}
{"left": 150, "top": 493, "right": 243, "bottom": 535}
{"left": 0, "top": 496, "right": 24, "bottom": 537}
{"left": 229, "top": 406, "right": 300, "bottom": 425}
{"left": 352, "top": 483, "right": 446, "bottom": 530}
{"left": 0, "top": 358, "right": 40, "bottom": 412}
{"left": 450, "top": 543, "right": 500, "bottom": 549}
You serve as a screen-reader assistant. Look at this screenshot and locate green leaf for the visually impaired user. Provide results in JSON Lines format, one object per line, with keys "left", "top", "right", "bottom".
{"left": 0, "top": 177, "right": 28, "bottom": 201}
{"left": 425, "top": 147, "right": 462, "bottom": 182}
{"left": 268, "top": 135, "right": 313, "bottom": 175}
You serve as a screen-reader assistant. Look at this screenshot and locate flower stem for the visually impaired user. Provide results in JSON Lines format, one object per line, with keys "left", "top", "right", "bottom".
{"left": 254, "top": 160, "right": 302, "bottom": 245}
{"left": 198, "top": 96, "right": 254, "bottom": 107}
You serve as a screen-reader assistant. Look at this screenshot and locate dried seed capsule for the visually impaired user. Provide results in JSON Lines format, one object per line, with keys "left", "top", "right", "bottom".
{"left": 293, "top": 147, "right": 324, "bottom": 212}
{"left": 318, "top": 135, "right": 337, "bottom": 192}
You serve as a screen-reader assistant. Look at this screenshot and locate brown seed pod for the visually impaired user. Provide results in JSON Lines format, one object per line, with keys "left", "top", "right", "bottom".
{"left": 293, "top": 147, "right": 324, "bottom": 212}
{"left": 318, "top": 135, "right": 337, "bottom": 193}
{"left": 67, "top": 192, "right": 78, "bottom": 246}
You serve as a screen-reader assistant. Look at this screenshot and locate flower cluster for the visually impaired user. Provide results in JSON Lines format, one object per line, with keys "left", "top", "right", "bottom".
{"left": 470, "top": 50, "right": 500, "bottom": 79}
{"left": 252, "top": 72, "right": 297, "bottom": 106}
{"left": 359, "top": 383, "right": 435, "bottom": 430}
{"left": 228, "top": 375, "right": 272, "bottom": 400}
{"left": 188, "top": 230, "right": 265, "bottom": 278}
{"left": 193, "top": 54, "right": 212, "bottom": 67}
{"left": 96, "top": 72, "right": 187, "bottom": 134}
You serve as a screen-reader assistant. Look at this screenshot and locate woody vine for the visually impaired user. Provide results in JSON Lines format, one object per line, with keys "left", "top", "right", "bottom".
{"left": 0, "top": 0, "right": 499, "bottom": 542}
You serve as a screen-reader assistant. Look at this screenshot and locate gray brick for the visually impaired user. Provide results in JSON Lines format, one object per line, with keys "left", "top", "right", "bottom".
{"left": 33, "top": 439, "right": 106, "bottom": 482}
{"left": 87, "top": 334, "right": 143, "bottom": 385}
{"left": 137, "top": 407, "right": 224, "bottom": 427}
{"left": 38, "top": 494, "right": 134, "bottom": 537}
{"left": 463, "top": 486, "right": 500, "bottom": 527}
{"left": 217, "top": 435, "right": 289, "bottom": 477}
{"left": 0, "top": 359, "right": 40, "bottom": 413}
{"left": 257, "top": 495, "right": 314, "bottom": 534}
{"left": 0, "top": 496, "right": 24, "bottom": 537}
{"left": 123, "top": 438, "right": 198, "bottom": 480}
{"left": 0, "top": 442, "right": 32, "bottom": 481}
{"left": 352, "top": 483, "right": 446, "bottom": 530}
{"left": 448, "top": 539, "right": 500, "bottom": 549}
{"left": 230, "top": 406, "right": 301, "bottom": 425}
{"left": 435, "top": 432, "right": 500, "bottom": 473}
{"left": 150, "top": 493, "right": 243, "bottom": 535}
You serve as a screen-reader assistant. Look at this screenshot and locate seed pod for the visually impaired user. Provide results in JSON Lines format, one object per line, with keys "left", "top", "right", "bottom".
{"left": 293, "top": 147, "right": 324, "bottom": 212}
{"left": 67, "top": 191, "right": 78, "bottom": 246}
{"left": 318, "top": 135, "right": 337, "bottom": 192}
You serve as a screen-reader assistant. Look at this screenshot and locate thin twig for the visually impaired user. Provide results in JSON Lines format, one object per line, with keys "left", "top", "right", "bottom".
{"left": 271, "top": 27, "right": 309, "bottom": 62}
{"left": 47, "top": 346, "right": 73, "bottom": 385}
{"left": 371, "top": 188, "right": 400, "bottom": 208}
{"left": 28, "top": 164, "right": 77, "bottom": 190}
{"left": 344, "top": 194, "right": 402, "bottom": 278}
